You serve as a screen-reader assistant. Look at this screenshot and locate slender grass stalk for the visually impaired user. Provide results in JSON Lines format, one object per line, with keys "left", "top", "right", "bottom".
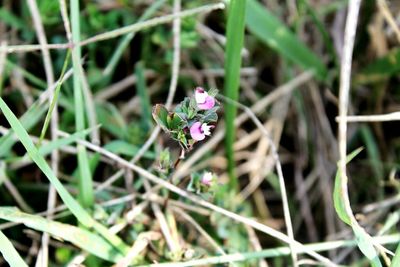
{"left": 70, "top": 0, "right": 94, "bottom": 208}
{"left": 38, "top": 50, "right": 71, "bottom": 146}
{"left": 224, "top": 0, "right": 246, "bottom": 191}
{"left": 0, "top": 230, "right": 28, "bottom": 267}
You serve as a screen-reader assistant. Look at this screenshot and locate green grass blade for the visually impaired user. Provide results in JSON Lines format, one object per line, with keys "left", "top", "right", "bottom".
{"left": 0, "top": 102, "right": 48, "bottom": 158}
{"left": 38, "top": 49, "right": 71, "bottom": 146}
{"left": 245, "top": 0, "right": 327, "bottom": 80}
{"left": 0, "top": 207, "right": 123, "bottom": 263}
{"left": 71, "top": 0, "right": 94, "bottom": 208}
{"left": 0, "top": 97, "right": 129, "bottom": 254}
{"left": 333, "top": 147, "right": 363, "bottom": 225}
{"left": 392, "top": 242, "right": 400, "bottom": 267}
{"left": 224, "top": 0, "right": 246, "bottom": 191}
{"left": 103, "top": 0, "right": 166, "bottom": 76}
{"left": 0, "top": 229, "right": 28, "bottom": 267}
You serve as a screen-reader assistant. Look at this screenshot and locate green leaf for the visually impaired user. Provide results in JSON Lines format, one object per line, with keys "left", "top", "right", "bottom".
{"left": 203, "top": 107, "right": 219, "bottom": 122}
{"left": 152, "top": 104, "right": 169, "bottom": 131}
{"left": 333, "top": 147, "right": 382, "bottom": 267}
{"left": 167, "top": 113, "right": 184, "bottom": 131}
{"left": 0, "top": 207, "right": 123, "bottom": 263}
{"left": 0, "top": 229, "right": 28, "bottom": 267}
{"left": 245, "top": 0, "right": 327, "bottom": 80}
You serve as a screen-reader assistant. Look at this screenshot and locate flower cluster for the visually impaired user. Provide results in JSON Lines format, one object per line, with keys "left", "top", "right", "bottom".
{"left": 152, "top": 87, "right": 219, "bottom": 149}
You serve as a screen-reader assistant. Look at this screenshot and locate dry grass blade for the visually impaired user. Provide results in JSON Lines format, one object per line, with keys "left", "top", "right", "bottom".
{"left": 336, "top": 112, "right": 400, "bottom": 122}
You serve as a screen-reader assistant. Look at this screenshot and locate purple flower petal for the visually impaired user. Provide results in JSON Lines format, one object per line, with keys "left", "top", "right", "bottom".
{"left": 190, "top": 122, "right": 205, "bottom": 141}
{"left": 197, "top": 96, "right": 215, "bottom": 110}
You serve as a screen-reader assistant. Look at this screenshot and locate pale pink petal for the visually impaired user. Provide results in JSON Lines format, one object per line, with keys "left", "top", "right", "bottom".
{"left": 195, "top": 87, "right": 208, "bottom": 104}
{"left": 190, "top": 122, "right": 205, "bottom": 141}
{"left": 201, "top": 172, "right": 213, "bottom": 186}
{"left": 197, "top": 96, "right": 215, "bottom": 110}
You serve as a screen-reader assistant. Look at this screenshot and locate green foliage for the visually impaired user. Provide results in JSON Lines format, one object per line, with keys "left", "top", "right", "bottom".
{"left": 245, "top": 0, "right": 327, "bottom": 80}
{"left": 0, "top": 207, "right": 124, "bottom": 263}
{"left": 224, "top": 0, "right": 246, "bottom": 191}
{"left": 153, "top": 89, "right": 220, "bottom": 150}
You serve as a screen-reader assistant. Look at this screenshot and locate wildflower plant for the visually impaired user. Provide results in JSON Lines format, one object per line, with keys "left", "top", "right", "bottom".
{"left": 152, "top": 87, "right": 220, "bottom": 150}
{"left": 152, "top": 87, "right": 220, "bottom": 195}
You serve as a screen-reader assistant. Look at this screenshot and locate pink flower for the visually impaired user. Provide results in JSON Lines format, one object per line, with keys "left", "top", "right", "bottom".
{"left": 195, "top": 87, "right": 215, "bottom": 110}
{"left": 201, "top": 172, "right": 214, "bottom": 186}
{"left": 190, "top": 122, "right": 213, "bottom": 141}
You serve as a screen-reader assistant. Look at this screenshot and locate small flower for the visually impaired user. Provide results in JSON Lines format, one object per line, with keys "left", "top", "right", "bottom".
{"left": 201, "top": 172, "right": 214, "bottom": 186}
{"left": 195, "top": 87, "right": 215, "bottom": 110}
{"left": 190, "top": 122, "right": 213, "bottom": 141}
